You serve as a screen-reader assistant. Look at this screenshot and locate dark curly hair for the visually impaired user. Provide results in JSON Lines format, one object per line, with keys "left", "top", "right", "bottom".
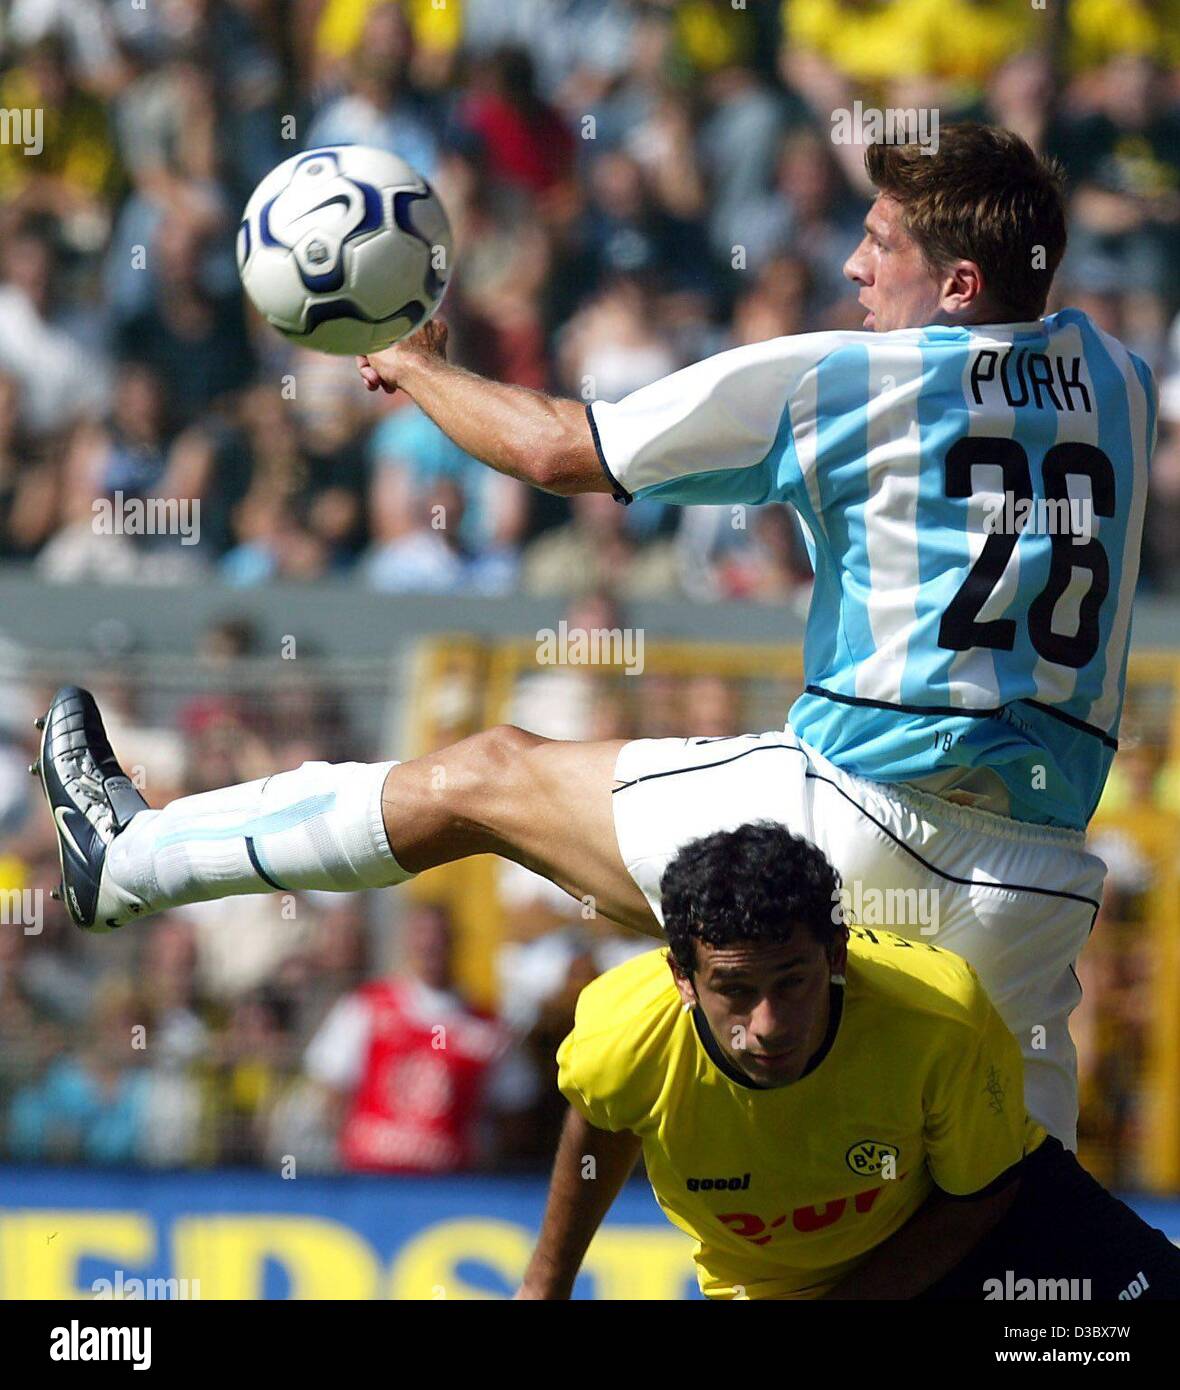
{"left": 660, "top": 821, "right": 844, "bottom": 977}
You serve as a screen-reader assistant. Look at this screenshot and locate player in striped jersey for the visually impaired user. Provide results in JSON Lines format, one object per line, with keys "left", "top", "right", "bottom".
{"left": 38, "top": 125, "right": 1151, "bottom": 1149}
{"left": 590, "top": 300, "right": 1148, "bottom": 832}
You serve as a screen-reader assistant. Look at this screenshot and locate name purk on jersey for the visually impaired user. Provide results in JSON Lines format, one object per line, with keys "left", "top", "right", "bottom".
{"left": 589, "top": 308, "right": 1155, "bottom": 828}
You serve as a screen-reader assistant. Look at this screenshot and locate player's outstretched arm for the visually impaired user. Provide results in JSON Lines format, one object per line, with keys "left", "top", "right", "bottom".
{"left": 516, "top": 1106, "right": 642, "bottom": 1300}
{"left": 357, "top": 322, "right": 609, "bottom": 497}
{"left": 822, "top": 1178, "right": 1020, "bottom": 1300}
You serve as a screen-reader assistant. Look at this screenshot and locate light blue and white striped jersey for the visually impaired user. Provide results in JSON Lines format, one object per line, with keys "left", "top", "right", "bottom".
{"left": 588, "top": 309, "right": 1155, "bottom": 829}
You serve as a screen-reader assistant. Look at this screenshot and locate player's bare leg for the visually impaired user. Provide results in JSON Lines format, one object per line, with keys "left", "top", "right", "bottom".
{"left": 35, "top": 686, "right": 658, "bottom": 937}
{"left": 380, "top": 728, "right": 658, "bottom": 933}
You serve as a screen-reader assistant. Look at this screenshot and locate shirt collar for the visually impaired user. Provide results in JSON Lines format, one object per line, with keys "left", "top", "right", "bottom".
{"left": 690, "top": 982, "right": 844, "bottom": 1092}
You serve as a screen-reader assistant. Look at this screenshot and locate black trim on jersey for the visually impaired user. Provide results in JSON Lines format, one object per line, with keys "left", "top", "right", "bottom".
{"left": 691, "top": 982, "right": 844, "bottom": 1091}
{"left": 245, "top": 836, "right": 287, "bottom": 892}
{"left": 613, "top": 741, "right": 1102, "bottom": 921}
{"left": 585, "top": 401, "right": 633, "bottom": 505}
{"left": 803, "top": 764, "right": 1102, "bottom": 918}
{"left": 685, "top": 735, "right": 761, "bottom": 746}
{"left": 612, "top": 740, "right": 799, "bottom": 794}
{"left": 1021, "top": 698, "right": 1119, "bottom": 749}
{"left": 802, "top": 684, "right": 1119, "bottom": 752}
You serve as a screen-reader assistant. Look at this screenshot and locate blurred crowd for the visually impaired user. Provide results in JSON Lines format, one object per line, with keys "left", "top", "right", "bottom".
{"left": 0, "top": 601, "right": 1175, "bottom": 1182}
{"left": 0, "top": 598, "right": 689, "bottom": 1174}
{"left": 2, "top": 0, "right": 1180, "bottom": 1184}
{"left": 0, "top": 622, "right": 603, "bottom": 1173}
{"left": 0, "top": 0, "right": 1178, "bottom": 600}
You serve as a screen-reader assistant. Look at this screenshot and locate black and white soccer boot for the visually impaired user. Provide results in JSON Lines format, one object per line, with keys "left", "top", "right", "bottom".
{"left": 32, "top": 686, "right": 151, "bottom": 932}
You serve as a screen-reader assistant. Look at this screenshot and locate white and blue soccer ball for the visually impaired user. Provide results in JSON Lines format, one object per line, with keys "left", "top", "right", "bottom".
{"left": 236, "top": 145, "right": 452, "bottom": 355}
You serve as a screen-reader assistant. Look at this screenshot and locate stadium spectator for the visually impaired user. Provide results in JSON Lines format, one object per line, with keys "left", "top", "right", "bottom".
{"left": 455, "top": 47, "right": 576, "bottom": 200}
{"left": 282, "top": 896, "right": 372, "bottom": 1043}
{"left": 570, "top": 150, "right": 717, "bottom": 303}
{"left": 221, "top": 489, "right": 329, "bottom": 584}
{"left": 0, "top": 228, "right": 109, "bottom": 439}
{"left": 721, "top": 131, "right": 864, "bottom": 314}
{"left": 366, "top": 474, "right": 518, "bottom": 593}
{"left": 304, "top": 902, "right": 506, "bottom": 1173}
{"left": 460, "top": 0, "right": 637, "bottom": 108}
{"left": 306, "top": 0, "right": 464, "bottom": 95}
{"left": 7, "top": 977, "right": 150, "bottom": 1165}
{"left": 37, "top": 419, "right": 212, "bottom": 585}
{"left": 0, "top": 34, "right": 122, "bottom": 234}
{"left": 680, "top": 673, "right": 743, "bottom": 737}
{"left": 134, "top": 917, "right": 209, "bottom": 1167}
{"left": 1068, "top": 0, "right": 1180, "bottom": 79}
{"left": 0, "top": 371, "right": 49, "bottom": 560}
{"left": 687, "top": 503, "right": 814, "bottom": 606}
{"left": 305, "top": 6, "right": 439, "bottom": 175}
{"left": 138, "top": 918, "right": 209, "bottom": 1069}
{"left": 3, "top": 0, "right": 120, "bottom": 93}
{"left": 115, "top": 211, "right": 255, "bottom": 431}
{"left": 0, "top": 924, "right": 59, "bottom": 1121}
{"left": 557, "top": 277, "right": 681, "bottom": 409}
{"left": 698, "top": 63, "right": 793, "bottom": 258}
{"left": 212, "top": 987, "right": 296, "bottom": 1166}
{"left": 68, "top": 364, "right": 173, "bottom": 500}
{"left": 609, "top": 64, "right": 705, "bottom": 223}
{"left": 780, "top": 0, "right": 939, "bottom": 112}
{"left": 368, "top": 397, "right": 528, "bottom": 562}
{"left": 1057, "top": 56, "right": 1180, "bottom": 355}
{"left": 522, "top": 491, "right": 681, "bottom": 598}
{"left": 0, "top": 853, "right": 95, "bottom": 1028}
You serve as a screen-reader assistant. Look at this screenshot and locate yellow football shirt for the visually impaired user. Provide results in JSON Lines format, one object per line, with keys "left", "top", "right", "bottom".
{"left": 783, "top": 0, "right": 939, "bottom": 85}
{"left": 557, "top": 927, "right": 1046, "bottom": 1299}
{"left": 783, "top": 0, "right": 1039, "bottom": 92}
{"left": 1069, "top": 0, "right": 1180, "bottom": 72}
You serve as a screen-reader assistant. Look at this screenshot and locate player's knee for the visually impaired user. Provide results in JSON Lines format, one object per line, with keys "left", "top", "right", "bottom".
{"left": 460, "top": 724, "right": 546, "bottom": 799}
{"left": 482, "top": 722, "right": 544, "bottom": 759}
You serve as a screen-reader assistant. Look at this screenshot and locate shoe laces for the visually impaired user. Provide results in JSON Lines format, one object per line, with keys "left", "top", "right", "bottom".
{"left": 64, "top": 752, "right": 117, "bottom": 842}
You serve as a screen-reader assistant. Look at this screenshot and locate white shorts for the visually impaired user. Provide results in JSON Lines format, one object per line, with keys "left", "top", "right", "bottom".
{"left": 611, "top": 728, "right": 1107, "bottom": 1148}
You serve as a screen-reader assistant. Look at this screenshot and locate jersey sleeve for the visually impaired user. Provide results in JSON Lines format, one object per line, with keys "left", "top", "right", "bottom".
{"left": 554, "top": 956, "right": 670, "bottom": 1132}
{"left": 586, "top": 333, "right": 848, "bottom": 508}
{"left": 555, "top": 1026, "right": 619, "bottom": 1131}
{"left": 923, "top": 972, "right": 1042, "bottom": 1198}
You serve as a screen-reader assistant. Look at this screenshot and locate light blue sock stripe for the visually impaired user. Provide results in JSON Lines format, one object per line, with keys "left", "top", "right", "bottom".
{"left": 153, "top": 793, "right": 336, "bottom": 850}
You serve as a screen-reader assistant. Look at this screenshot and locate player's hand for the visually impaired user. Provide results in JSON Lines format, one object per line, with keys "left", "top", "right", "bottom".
{"left": 356, "top": 318, "right": 449, "bottom": 393}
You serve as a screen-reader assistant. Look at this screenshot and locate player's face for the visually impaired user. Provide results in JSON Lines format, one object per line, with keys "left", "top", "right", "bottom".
{"left": 674, "top": 933, "right": 842, "bottom": 1089}
{"left": 843, "top": 195, "right": 948, "bottom": 333}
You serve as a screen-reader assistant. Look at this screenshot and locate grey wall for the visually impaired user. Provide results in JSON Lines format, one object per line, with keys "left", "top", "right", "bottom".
{"left": 0, "top": 572, "right": 806, "bottom": 658}
{"left": 1, "top": 571, "right": 1178, "bottom": 657}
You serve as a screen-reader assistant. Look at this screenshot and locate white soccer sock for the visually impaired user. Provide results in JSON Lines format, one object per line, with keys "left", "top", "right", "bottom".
{"left": 104, "top": 760, "right": 413, "bottom": 912}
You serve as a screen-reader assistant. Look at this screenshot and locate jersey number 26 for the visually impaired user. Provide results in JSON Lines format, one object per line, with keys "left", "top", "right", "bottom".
{"left": 937, "top": 438, "right": 1115, "bottom": 670}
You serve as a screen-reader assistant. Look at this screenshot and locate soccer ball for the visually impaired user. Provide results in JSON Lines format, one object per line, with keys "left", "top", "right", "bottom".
{"left": 236, "top": 145, "right": 452, "bottom": 355}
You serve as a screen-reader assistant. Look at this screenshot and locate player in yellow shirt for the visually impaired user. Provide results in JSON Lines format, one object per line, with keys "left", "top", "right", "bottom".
{"left": 519, "top": 823, "right": 1180, "bottom": 1300}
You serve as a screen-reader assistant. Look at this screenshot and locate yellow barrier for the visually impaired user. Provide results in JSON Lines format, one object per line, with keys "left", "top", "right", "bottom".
{"left": 0, "top": 1209, "right": 694, "bottom": 1300}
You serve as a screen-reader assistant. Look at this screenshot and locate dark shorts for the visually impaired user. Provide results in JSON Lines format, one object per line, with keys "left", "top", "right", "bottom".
{"left": 921, "top": 1138, "right": 1180, "bottom": 1301}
